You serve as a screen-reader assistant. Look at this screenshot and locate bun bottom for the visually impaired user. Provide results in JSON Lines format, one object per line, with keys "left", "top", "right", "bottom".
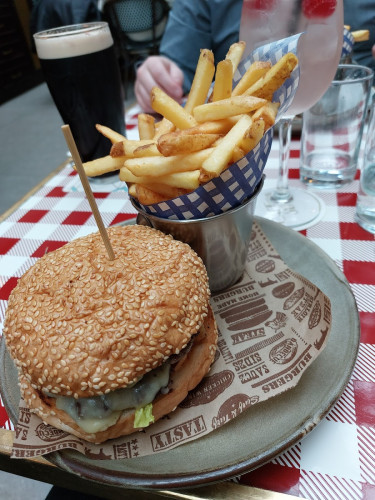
{"left": 20, "top": 306, "right": 218, "bottom": 444}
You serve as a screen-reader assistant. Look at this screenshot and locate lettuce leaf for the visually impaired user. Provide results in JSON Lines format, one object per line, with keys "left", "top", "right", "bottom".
{"left": 134, "top": 403, "right": 155, "bottom": 428}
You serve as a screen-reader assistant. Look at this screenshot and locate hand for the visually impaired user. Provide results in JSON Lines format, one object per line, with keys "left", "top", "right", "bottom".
{"left": 135, "top": 56, "right": 184, "bottom": 113}
{"left": 372, "top": 44, "right": 375, "bottom": 59}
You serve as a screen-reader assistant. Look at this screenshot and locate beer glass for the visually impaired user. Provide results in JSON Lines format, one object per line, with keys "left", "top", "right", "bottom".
{"left": 34, "top": 22, "right": 125, "bottom": 163}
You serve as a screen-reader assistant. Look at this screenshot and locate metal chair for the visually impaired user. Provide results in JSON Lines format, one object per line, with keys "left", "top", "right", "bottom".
{"left": 103, "top": 0, "right": 170, "bottom": 91}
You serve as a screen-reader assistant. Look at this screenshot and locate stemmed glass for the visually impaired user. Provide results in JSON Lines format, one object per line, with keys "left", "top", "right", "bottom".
{"left": 239, "top": 0, "right": 344, "bottom": 229}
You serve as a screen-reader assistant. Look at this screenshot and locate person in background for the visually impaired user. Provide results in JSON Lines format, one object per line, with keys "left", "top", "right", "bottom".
{"left": 30, "top": 0, "right": 102, "bottom": 40}
{"left": 134, "top": 0, "right": 243, "bottom": 112}
{"left": 343, "top": 1, "right": 375, "bottom": 70}
{"left": 136, "top": 0, "right": 375, "bottom": 113}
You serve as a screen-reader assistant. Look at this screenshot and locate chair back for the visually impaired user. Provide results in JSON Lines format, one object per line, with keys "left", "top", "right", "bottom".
{"left": 104, "top": 0, "right": 170, "bottom": 53}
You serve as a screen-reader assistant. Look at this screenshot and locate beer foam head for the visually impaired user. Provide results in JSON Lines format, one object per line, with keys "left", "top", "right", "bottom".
{"left": 34, "top": 22, "right": 113, "bottom": 59}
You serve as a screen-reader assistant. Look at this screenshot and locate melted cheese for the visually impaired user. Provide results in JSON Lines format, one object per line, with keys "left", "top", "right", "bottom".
{"left": 70, "top": 412, "right": 122, "bottom": 434}
{"left": 54, "top": 363, "right": 170, "bottom": 433}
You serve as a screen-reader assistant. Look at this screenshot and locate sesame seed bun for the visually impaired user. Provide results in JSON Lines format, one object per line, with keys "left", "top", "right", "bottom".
{"left": 3, "top": 225, "right": 217, "bottom": 443}
{"left": 18, "top": 306, "right": 217, "bottom": 443}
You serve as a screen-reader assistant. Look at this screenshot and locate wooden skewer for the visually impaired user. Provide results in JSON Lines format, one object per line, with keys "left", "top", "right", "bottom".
{"left": 61, "top": 124, "right": 115, "bottom": 261}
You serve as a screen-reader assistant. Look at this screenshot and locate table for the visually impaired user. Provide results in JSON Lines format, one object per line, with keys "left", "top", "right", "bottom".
{"left": 0, "top": 106, "right": 374, "bottom": 499}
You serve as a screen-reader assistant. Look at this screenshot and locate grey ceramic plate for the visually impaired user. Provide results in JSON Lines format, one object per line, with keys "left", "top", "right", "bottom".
{"left": 0, "top": 217, "right": 360, "bottom": 490}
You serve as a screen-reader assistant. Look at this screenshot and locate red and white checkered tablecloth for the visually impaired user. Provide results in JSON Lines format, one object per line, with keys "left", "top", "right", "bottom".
{"left": 0, "top": 106, "right": 374, "bottom": 499}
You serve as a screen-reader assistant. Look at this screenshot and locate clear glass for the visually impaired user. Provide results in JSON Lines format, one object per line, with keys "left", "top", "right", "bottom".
{"left": 355, "top": 93, "right": 375, "bottom": 234}
{"left": 300, "top": 65, "right": 373, "bottom": 189}
{"left": 239, "top": 0, "right": 344, "bottom": 229}
{"left": 34, "top": 22, "right": 125, "bottom": 163}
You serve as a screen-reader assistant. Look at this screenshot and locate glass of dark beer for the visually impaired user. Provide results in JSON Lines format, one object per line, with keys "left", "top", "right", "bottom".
{"left": 34, "top": 22, "right": 125, "bottom": 163}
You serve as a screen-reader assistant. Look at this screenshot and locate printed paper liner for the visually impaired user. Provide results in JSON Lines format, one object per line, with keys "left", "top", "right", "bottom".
{"left": 10, "top": 222, "right": 332, "bottom": 460}
{"left": 132, "top": 34, "right": 301, "bottom": 220}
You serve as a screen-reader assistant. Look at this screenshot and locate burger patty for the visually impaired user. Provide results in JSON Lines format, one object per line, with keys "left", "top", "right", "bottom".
{"left": 46, "top": 362, "right": 171, "bottom": 434}
{"left": 44, "top": 333, "right": 198, "bottom": 433}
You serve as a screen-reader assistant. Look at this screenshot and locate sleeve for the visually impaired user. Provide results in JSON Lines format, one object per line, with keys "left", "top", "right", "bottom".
{"left": 31, "top": 0, "right": 101, "bottom": 34}
{"left": 70, "top": 1, "right": 102, "bottom": 23}
{"left": 344, "top": 0, "right": 375, "bottom": 70}
{"left": 159, "top": 0, "right": 212, "bottom": 92}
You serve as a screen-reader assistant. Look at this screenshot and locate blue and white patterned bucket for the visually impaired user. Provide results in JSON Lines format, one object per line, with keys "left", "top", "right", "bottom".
{"left": 342, "top": 27, "right": 354, "bottom": 59}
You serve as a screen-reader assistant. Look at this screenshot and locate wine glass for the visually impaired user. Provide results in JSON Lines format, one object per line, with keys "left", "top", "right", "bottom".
{"left": 239, "top": 0, "right": 344, "bottom": 230}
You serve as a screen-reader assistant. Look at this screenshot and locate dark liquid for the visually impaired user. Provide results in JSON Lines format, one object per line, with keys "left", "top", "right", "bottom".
{"left": 39, "top": 45, "right": 125, "bottom": 163}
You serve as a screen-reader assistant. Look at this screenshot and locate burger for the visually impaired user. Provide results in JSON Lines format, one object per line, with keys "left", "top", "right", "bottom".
{"left": 3, "top": 225, "right": 217, "bottom": 444}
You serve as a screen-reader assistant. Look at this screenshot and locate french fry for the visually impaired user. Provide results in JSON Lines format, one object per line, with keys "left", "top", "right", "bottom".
{"left": 135, "top": 183, "right": 192, "bottom": 205}
{"left": 133, "top": 143, "right": 161, "bottom": 157}
{"left": 212, "top": 60, "right": 233, "bottom": 101}
{"left": 95, "top": 124, "right": 126, "bottom": 143}
{"left": 128, "top": 183, "right": 137, "bottom": 197}
{"left": 136, "top": 184, "right": 189, "bottom": 204}
{"left": 252, "top": 101, "right": 280, "bottom": 130}
{"left": 120, "top": 167, "right": 201, "bottom": 190}
{"left": 153, "top": 170, "right": 200, "bottom": 190}
{"left": 141, "top": 183, "right": 189, "bottom": 199}
{"left": 120, "top": 167, "right": 187, "bottom": 195}
{"left": 193, "top": 95, "right": 266, "bottom": 122}
{"left": 231, "top": 145, "right": 247, "bottom": 163}
{"left": 351, "top": 29, "right": 370, "bottom": 42}
{"left": 151, "top": 87, "right": 197, "bottom": 129}
{"left": 81, "top": 155, "right": 125, "bottom": 177}
{"left": 153, "top": 118, "right": 175, "bottom": 140}
{"left": 184, "top": 49, "right": 215, "bottom": 114}
{"left": 243, "top": 52, "right": 298, "bottom": 100}
{"left": 119, "top": 167, "right": 147, "bottom": 184}
{"left": 135, "top": 185, "right": 167, "bottom": 205}
{"left": 110, "top": 139, "right": 155, "bottom": 158}
{"left": 239, "top": 119, "right": 265, "bottom": 154}
{"left": 232, "top": 61, "right": 271, "bottom": 96}
{"left": 225, "top": 41, "right": 246, "bottom": 75}
{"left": 169, "top": 117, "right": 241, "bottom": 136}
{"left": 137, "top": 113, "right": 155, "bottom": 140}
{"left": 124, "top": 148, "right": 214, "bottom": 177}
{"left": 200, "top": 114, "right": 253, "bottom": 181}
{"left": 157, "top": 132, "right": 221, "bottom": 156}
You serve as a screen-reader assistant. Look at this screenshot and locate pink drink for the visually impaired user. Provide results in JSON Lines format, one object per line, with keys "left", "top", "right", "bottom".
{"left": 239, "top": 0, "right": 344, "bottom": 115}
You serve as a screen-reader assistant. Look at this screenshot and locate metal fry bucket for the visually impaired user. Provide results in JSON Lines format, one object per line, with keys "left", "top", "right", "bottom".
{"left": 133, "top": 177, "right": 264, "bottom": 293}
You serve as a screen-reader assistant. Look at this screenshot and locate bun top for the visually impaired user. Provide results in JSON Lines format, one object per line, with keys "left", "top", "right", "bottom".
{"left": 4, "top": 225, "right": 210, "bottom": 399}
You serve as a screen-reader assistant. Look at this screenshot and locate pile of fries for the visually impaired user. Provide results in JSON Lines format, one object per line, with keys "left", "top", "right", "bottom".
{"left": 82, "top": 42, "right": 298, "bottom": 205}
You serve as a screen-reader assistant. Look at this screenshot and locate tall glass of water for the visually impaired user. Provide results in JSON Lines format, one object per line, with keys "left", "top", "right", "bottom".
{"left": 34, "top": 22, "right": 125, "bottom": 163}
{"left": 355, "top": 93, "right": 375, "bottom": 234}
